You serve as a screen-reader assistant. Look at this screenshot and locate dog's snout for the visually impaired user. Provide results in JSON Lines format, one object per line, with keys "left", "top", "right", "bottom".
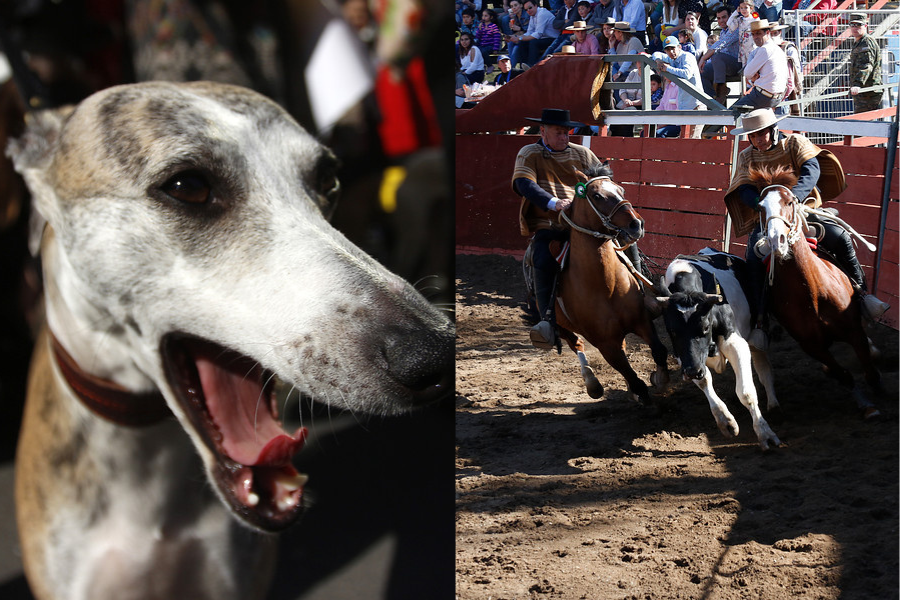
{"left": 381, "top": 325, "right": 454, "bottom": 404}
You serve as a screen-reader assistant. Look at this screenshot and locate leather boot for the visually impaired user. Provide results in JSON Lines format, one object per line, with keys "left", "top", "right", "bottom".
{"left": 530, "top": 265, "right": 557, "bottom": 349}
{"left": 821, "top": 218, "right": 890, "bottom": 320}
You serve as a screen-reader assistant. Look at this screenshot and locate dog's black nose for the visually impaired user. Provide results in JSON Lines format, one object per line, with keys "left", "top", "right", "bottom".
{"left": 382, "top": 325, "right": 454, "bottom": 404}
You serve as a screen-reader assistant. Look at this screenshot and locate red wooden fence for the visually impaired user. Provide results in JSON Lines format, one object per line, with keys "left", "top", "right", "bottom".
{"left": 456, "top": 134, "right": 899, "bottom": 329}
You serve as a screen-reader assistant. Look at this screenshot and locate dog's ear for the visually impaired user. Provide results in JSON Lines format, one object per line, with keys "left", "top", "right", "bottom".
{"left": 7, "top": 106, "right": 75, "bottom": 253}
{"left": 7, "top": 106, "right": 74, "bottom": 173}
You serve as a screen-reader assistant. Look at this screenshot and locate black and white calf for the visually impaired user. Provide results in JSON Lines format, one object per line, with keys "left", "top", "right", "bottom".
{"left": 658, "top": 249, "right": 781, "bottom": 450}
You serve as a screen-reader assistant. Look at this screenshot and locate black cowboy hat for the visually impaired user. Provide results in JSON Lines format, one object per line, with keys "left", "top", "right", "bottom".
{"left": 525, "top": 108, "right": 585, "bottom": 128}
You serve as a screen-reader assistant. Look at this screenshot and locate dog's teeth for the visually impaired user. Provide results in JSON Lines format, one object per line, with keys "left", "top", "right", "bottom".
{"left": 276, "top": 472, "right": 308, "bottom": 492}
{"left": 276, "top": 494, "right": 298, "bottom": 512}
{"left": 247, "top": 492, "right": 260, "bottom": 507}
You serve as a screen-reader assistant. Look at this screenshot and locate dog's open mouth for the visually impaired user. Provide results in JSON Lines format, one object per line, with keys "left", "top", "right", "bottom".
{"left": 162, "top": 334, "right": 307, "bottom": 531}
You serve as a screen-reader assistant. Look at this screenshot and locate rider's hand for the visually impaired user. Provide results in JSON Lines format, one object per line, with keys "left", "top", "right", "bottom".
{"left": 552, "top": 196, "right": 573, "bottom": 211}
{"left": 850, "top": 86, "right": 860, "bottom": 95}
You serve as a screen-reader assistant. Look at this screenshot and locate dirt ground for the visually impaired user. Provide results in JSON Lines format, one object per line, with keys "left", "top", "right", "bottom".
{"left": 455, "top": 253, "right": 898, "bottom": 600}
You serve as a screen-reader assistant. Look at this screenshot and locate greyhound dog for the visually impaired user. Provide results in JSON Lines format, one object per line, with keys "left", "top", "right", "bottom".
{"left": 8, "top": 81, "right": 454, "bottom": 600}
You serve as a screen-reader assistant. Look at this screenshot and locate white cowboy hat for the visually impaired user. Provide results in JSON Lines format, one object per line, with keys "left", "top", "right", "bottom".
{"left": 749, "top": 19, "right": 776, "bottom": 32}
{"left": 730, "top": 108, "right": 788, "bottom": 136}
{"left": 565, "top": 20, "right": 589, "bottom": 31}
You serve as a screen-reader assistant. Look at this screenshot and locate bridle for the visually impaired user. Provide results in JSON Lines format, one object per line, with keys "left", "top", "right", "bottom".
{"left": 759, "top": 184, "right": 805, "bottom": 247}
{"left": 562, "top": 176, "right": 642, "bottom": 250}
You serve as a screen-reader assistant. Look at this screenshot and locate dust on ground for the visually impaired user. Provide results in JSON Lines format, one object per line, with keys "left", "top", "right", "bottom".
{"left": 456, "top": 253, "right": 898, "bottom": 600}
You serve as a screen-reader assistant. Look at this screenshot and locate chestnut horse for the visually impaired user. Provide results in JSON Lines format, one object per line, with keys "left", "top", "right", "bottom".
{"left": 751, "top": 165, "right": 882, "bottom": 418}
{"left": 532, "top": 163, "right": 669, "bottom": 403}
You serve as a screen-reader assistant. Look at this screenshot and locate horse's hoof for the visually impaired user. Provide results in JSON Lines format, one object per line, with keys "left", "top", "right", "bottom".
{"left": 650, "top": 370, "right": 669, "bottom": 390}
{"left": 586, "top": 382, "right": 605, "bottom": 399}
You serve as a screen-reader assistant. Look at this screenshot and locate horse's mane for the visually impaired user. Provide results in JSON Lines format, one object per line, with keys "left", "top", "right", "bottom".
{"left": 584, "top": 162, "right": 613, "bottom": 180}
{"left": 747, "top": 164, "right": 797, "bottom": 189}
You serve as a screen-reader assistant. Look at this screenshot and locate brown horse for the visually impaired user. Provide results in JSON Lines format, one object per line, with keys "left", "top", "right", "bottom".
{"left": 543, "top": 163, "right": 669, "bottom": 403}
{"left": 751, "top": 165, "right": 882, "bottom": 418}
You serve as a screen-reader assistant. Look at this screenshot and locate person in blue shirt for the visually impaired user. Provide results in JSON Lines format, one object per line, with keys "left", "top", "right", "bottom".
{"left": 697, "top": 5, "right": 741, "bottom": 106}
{"left": 506, "top": 0, "right": 559, "bottom": 67}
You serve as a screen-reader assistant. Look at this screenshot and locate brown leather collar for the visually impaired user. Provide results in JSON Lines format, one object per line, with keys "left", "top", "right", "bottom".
{"left": 50, "top": 332, "right": 173, "bottom": 427}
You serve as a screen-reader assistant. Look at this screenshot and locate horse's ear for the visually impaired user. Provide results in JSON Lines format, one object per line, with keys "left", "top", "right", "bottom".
{"left": 573, "top": 167, "right": 588, "bottom": 183}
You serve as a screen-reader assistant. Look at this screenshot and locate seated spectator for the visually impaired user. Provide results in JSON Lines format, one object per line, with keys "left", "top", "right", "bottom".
{"left": 681, "top": 12, "right": 708, "bottom": 56}
{"left": 456, "top": 59, "right": 477, "bottom": 108}
{"left": 569, "top": 21, "right": 601, "bottom": 54}
{"left": 727, "top": 0, "right": 759, "bottom": 67}
{"left": 756, "top": 0, "right": 781, "bottom": 23}
{"left": 492, "top": 54, "right": 525, "bottom": 84}
{"left": 541, "top": 0, "right": 581, "bottom": 58}
{"left": 678, "top": 29, "right": 697, "bottom": 56}
{"left": 458, "top": 32, "right": 486, "bottom": 83}
{"left": 500, "top": 0, "right": 530, "bottom": 37}
{"left": 506, "top": 0, "right": 559, "bottom": 68}
{"left": 477, "top": 8, "right": 503, "bottom": 65}
{"left": 614, "top": 0, "right": 648, "bottom": 44}
{"left": 654, "top": 0, "right": 683, "bottom": 41}
{"left": 655, "top": 77, "right": 681, "bottom": 137}
{"left": 707, "top": 32, "right": 720, "bottom": 45}
{"left": 597, "top": 18, "right": 617, "bottom": 53}
{"left": 589, "top": 0, "right": 617, "bottom": 28}
{"left": 677, "top": 0, "right": 711, "bottom": 34}
{"left": 574, "top": 1, "right": 595, "bottom": 31}
{"left": 460, "top": 8, "right": 478, "bottom": 38}
{"left": 698, "top": 5, "right": 740, "bottom": 105}
{"left": 611, "top": 21, "right": 645, "bottom": 81}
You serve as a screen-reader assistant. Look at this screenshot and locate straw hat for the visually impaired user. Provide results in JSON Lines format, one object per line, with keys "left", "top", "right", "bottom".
{"left": 614, "top": 21, "right": 635, "bottom": 33}
{"left": 566, "top": 20, "right": 589, "bottom": 31}
{"left": 749, "top": 19, "right": 776, "bottom": 32}
{"left": 525, "top": 108, "right": 585, "bottom": 128}
{"left": 555, "top": 45, "right": 577, "bottom": 54}
{"left": 730, "top": 108, "right": 787, "bottom": 136}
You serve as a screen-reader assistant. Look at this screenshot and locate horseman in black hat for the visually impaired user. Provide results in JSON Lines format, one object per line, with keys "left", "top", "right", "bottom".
{"left": 513, "top": 108, "right": 642, "bottom": 349}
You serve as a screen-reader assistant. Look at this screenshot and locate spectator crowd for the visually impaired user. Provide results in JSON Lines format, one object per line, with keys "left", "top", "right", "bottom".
{"left": 457, "top": 0, "right": 886, "bottom": 127}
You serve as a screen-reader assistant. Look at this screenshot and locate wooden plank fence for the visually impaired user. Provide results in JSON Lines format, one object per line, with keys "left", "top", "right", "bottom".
{"left": 455, "top": 134, "right": 899, "bottom": 329}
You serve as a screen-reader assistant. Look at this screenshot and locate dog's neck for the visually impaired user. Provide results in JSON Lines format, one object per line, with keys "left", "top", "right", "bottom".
{"left": 42, "top": 227, "right": 159, "bottom": 394}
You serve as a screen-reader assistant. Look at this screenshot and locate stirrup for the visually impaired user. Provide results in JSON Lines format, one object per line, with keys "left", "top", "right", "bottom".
{"left": 530, "top": 320, "right": 556, "bottom": 350}
{"left": 861, "top": 294, "right": 890, "bottom": 321}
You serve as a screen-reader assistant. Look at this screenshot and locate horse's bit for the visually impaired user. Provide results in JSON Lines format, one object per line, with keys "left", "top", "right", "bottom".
{"left": 564, "top": 176, "right": 640, "bottom": 250}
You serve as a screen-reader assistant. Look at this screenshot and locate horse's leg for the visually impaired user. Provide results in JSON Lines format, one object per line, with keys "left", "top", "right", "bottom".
{"left": 718, "top": 334, "right": 781, "bottom": 450}
{"left": 634, "top": 316, "right": 670, "bottom": 390}
{"left": 559, "top": 328, "right": 604, "bottom": 399}
{"left": 798, "top": 340, "right": 882, "bottom": 420}
{"left": 749, "top": 348, "right": 781, "bottom": 416}
{"left": 691, "top": 368, "right": 740, "bottom": 439}
{"left": 595, "top": 339, "right": 650, "bottom": 404}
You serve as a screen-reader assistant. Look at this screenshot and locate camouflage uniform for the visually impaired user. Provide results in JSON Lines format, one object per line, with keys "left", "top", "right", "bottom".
{"left": 849, "top": 32, "right": 882, "bottom": 113}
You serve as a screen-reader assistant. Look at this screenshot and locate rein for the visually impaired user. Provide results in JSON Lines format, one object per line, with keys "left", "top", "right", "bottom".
{"left": 564, "top": 176, "right": 639, "bottom": 250}
{"left": 50, "top": 332, "right": 173, "bottom": 427}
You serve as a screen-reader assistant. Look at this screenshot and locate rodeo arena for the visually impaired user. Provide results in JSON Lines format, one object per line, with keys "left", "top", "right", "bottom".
{"left": 456, "top": 0, "right": 899, "bottom": 598}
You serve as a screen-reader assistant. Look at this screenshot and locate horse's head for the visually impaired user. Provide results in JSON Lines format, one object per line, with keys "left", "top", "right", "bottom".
{"left": 572, "top": 163, "right": 644, "bottom": 245}
{"left": 749, "top": 165, "right": 799, "bottom": 261}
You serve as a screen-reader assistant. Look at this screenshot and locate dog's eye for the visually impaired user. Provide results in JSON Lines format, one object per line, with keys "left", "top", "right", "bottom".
{"left": 318, "top": 169, "right": 340, "bottom": 218}
{"left": 162, "top": 171, "right": 211, "bottom": 204}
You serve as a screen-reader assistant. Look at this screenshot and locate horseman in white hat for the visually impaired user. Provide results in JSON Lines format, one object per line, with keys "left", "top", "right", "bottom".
{"left": 724, "top": 108, "right": 890, "bottom": 347}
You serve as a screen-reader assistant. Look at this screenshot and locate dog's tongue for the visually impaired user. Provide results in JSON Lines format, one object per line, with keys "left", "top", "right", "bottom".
{"left": 194, "top": 353, "right": 304, "bottom": 466}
